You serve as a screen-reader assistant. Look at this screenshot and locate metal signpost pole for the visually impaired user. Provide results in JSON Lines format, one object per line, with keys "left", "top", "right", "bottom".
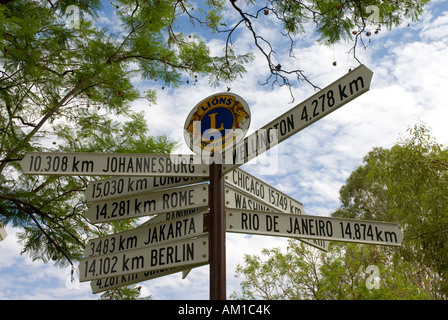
{"left": 209, "top": 153, "right": 226, "bottom": 300}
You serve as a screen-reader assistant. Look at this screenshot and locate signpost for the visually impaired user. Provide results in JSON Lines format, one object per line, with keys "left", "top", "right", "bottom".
{"left": 20, "top": 152, "right": 208, "bottom": 177}
{"left": 20, "top": 65, "right": 389, "bottom": 300}
{"left": 79, "top": 234, "right": 209, "bottom": 282}
{"left": 183, "top": 93, "right": 252, "bottom": 300}
{"left": 85, "top": 183, "right": 208, "bottom": 224}
{"left": 222, "top": 64, "right": 374, "bottom": 173}
{"left": 227, "top": 209, "right": 403, "bottom": 247}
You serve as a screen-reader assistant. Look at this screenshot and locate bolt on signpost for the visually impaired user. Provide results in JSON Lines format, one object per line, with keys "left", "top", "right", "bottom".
{"left": 184, "top": 93, "right": 251, "bottom": 300}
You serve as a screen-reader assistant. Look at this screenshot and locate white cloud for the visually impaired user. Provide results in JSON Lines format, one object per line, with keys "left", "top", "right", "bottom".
{"left": 0, "top": 226, "right": 94, "bottom": 300}
{"left": 420, "top": 10, "right": 448, "bottom": 41}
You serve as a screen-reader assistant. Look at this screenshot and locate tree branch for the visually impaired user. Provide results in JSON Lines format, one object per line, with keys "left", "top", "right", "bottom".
{"left": 0, "top": 0, "right": 15, "bottom": 5}
{"left": 0, "top": 77, "right": 92, "bottom": 173}
{"left": 0, "top": 194, "right": 75, "bottom": 265}
{"left": 228, "top": 0, "right": 320, "bottom": 102}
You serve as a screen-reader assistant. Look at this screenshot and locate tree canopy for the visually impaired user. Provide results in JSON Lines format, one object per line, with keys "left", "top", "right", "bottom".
{"left": 334, "top": 123, "right": 448, "bottom": 298}
{"left": 0, "top": 0, "right": 431, "bottom": 299}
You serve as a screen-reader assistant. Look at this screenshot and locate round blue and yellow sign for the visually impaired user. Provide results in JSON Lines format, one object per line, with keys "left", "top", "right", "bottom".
{"left": 184, "top": 93, "right": 250, "bottom": 153}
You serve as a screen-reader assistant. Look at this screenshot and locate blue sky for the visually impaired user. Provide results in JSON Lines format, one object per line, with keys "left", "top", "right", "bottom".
{"left": 1, "top": 0, "right": 448, "bottom": 300}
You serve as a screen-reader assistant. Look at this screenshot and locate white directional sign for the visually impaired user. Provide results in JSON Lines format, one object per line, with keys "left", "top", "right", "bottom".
{"left": 79, "top": 234, "right": 209, "bottom": 282}
{"left": 222, "top": 64, "right": 373, "bottom": 173}
{"left": 84, "top": 210, "right": 209, "bottom": 257}
{"left": 20, "top": 152, "right": 209, "bottom": 177}
{"left": 225, "top": 186, "right": 327, "bottom": 251}
{"left": 227, "top": 209, "right": 403, "bottom": 247}
{"left": 85, "top": 176, "right": 207, "bottom": 203}
{"left": 225, "top": 168, "right": 304, "bottom": 214}
{"left": 86, "top": 183, "right": 209, "bottom": 224}
{"left": 90, "top": 262, "right": 208, "bottom": 294}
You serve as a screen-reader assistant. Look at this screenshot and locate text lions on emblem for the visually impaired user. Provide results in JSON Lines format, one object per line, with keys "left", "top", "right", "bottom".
{"left": 184, "top": 93, "right": 251, "bottom": 154}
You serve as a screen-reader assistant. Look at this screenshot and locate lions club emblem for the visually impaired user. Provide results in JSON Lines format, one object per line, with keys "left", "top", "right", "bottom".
{"left": 184, "top": 93, "right": 250, "bottom": 153}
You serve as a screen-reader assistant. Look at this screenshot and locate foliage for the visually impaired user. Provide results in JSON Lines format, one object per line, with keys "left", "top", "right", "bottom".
{"left": 233, "top": 123, "right": 447, "bottom": 299}
{"left": 220, "top": 0, "right": 429, "bottom": 94}
{"left": 333, "top": 123, "right": 448, "bottom": 298}
{"left": 232, "top": 240, "right": 432, "bottom": 300}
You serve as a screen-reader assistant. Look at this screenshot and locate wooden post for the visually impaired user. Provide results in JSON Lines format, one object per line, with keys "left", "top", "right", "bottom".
{"left": 209, "top": 153, "right": 226, "bottom": 300}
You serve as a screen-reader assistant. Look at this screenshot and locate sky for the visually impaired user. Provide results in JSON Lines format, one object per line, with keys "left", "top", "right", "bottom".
{"left": 1, "top": 0, "right": 448, "bottom": 300}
